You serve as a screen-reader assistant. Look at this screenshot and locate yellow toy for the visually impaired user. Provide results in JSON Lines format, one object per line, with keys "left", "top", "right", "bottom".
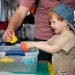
{"left": 7, "top": 35, "right": 18, "bottom": 44}
{"left": 1, "top": 57, "right": 14, "bottom": 62}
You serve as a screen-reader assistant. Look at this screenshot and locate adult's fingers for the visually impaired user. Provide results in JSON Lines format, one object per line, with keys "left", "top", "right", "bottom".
{"left": 2, "top": 29, "right": 15, "bottom": 42}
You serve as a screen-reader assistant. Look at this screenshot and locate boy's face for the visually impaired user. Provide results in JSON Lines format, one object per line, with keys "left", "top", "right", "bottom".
{"left": 49, "top": 17, "right": 66, "bottom": 34}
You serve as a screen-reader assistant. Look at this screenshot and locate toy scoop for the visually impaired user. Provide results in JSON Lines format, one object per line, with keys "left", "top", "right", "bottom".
{"left": 21, "top": 42, "right": 27, "bottom": 52}
{"left": 7, "top": 35, "right": 18, "bottom": 44}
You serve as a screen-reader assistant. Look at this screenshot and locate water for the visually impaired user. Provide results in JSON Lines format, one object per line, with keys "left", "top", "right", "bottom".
{"left": 0, "top": 62, "right": 37, "bottom": 73}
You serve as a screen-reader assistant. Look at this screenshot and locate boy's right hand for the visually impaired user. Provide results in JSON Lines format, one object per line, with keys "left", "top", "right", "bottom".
{"left": 21, "top": 42, "right": 27, "bottom": 52}
{"left": 2, "top": 29, "right": 15, "bottom": 42}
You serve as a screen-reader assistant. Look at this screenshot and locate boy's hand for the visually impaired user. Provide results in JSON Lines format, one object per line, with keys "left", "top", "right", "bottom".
{"left": 21, "top": 42, "right": 27, "bottom": 52}
{"left": 21, "top": 41, "right": 34, "bottom": 52}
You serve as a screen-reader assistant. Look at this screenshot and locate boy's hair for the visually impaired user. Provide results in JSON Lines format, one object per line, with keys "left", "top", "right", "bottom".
{"left": 48, "top": 8, "right": 64, "bottom": 21}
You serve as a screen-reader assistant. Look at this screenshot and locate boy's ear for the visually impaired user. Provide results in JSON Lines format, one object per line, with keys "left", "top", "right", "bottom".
{"left": 64, "top": 20, "right": 68, "bottom": 26}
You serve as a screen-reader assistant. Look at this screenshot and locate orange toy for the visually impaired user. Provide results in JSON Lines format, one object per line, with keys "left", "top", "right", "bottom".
{"left": 21, "top": 42, "right": 27, "bottom": 52}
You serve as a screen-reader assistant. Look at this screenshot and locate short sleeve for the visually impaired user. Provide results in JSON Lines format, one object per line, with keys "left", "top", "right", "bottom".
{"left": 20, "top": 0, "right": 35, "bottom": 9}
{"left": 56, "top": 36, "right": 75, "bottom": 54}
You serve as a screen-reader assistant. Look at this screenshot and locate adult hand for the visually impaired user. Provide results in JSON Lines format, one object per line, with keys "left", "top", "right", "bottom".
{"left": 2, "top": 28, "right": 15, "bottom": 42}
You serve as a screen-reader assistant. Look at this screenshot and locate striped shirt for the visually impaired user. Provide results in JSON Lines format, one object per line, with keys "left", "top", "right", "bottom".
{"left": 21, "top": 0, "right": 75, "bottom": 40}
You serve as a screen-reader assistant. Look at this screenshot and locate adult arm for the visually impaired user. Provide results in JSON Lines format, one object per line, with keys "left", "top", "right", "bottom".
{"left": 2, "top": 5, "right": 29, "bottom": 41}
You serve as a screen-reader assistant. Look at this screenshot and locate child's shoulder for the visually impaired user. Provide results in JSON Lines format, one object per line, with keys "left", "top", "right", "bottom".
{"left": 69, "top": 34, "right": 75, "bottom": 44}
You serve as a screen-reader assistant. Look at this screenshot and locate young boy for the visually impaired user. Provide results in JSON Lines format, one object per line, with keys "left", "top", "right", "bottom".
{"left": 21, "top": 4, "right": 75, "bottom": 75}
